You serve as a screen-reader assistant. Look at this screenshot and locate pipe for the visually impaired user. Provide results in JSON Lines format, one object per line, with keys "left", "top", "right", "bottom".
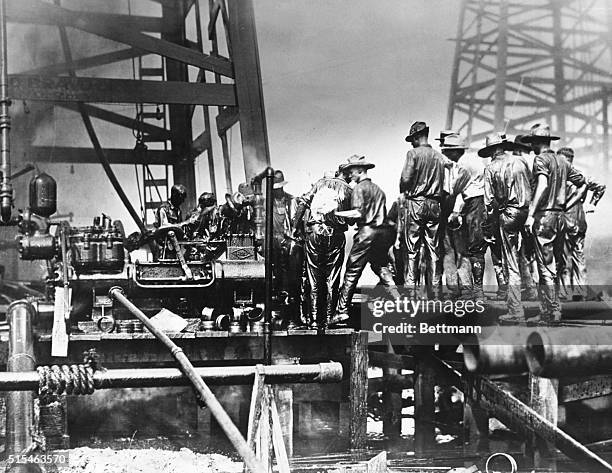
{"left": 263, "top": 167, "right": 274, "bottom": 364}
{"left": 526, "top": 327, "right": 612, "bottom": 378}
{"left": 463, "top": 327, "right": 529, "bottom": 374}
{"left": 0, "top": 362, "right": 343, "bottom": 392}
{"left": 5, "top": 301, "right": 36, "bottom": 458}
{"left": 108, "top": 287, "right": 265, "bottom": 473}
{"left": 0, "top": 0, "right": 12, "bottom": 223}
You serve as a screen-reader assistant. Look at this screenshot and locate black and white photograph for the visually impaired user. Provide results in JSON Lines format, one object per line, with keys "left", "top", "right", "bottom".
{"left": 1, "top": 0, "right": 612, "bottom": 472}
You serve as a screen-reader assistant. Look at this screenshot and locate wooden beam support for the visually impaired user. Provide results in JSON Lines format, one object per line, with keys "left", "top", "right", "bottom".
{"left": 349, "top": 331, "right": 368, "bottom": 450}
{"left": 227, "top": 0, "right": 271, "bottom": 179}
{"left": 23, "top": 48, "right": 145, "bottom": 77}
{"left": 188, "top": 129, "right": 212, "bottom": 160}
{"left": 56, "top": 103, "right": 171, "bottom": 141}
{"left": 561, "top": 375, "right": 612, "bottom": 403}
{"left": 216, "top": 105, "right": 239, "bottom": 135}
{"left": 7, "top": 2, "right": 167, "bottom": 33}
{"left": 28, "top": 146, "right": 175, "bottom": 165}
{"left": 8, "top": 0, "right": 234, "bottom": 78}
{"left": 9, "top": 75, "right": 236, "bottom": 106}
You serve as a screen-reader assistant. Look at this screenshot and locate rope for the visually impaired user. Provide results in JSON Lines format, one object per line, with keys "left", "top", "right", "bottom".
{"left": 37, "top": 363, "right": 95, "bottom": 397}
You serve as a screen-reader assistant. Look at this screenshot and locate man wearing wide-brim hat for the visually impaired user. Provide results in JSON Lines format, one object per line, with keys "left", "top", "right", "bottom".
{"left": 292, "top": 166, "right": 353, "bottom": 329}
{"left": 400, "top": 121, "right": 452, "bottom": 296}
{"left": 331, "top": 155, "right": 399, "bottom": 327}
{"left": 442, "top": 133, "right": 489, "bottom": 300}
{"left": 270, "top": 170, "right": 302, "bottom": 325}
{"left": 523, "top": 123, "right": 586, "bottom": 324}
{"left": 480, "top": 132, "right": 532, "bottom": 322}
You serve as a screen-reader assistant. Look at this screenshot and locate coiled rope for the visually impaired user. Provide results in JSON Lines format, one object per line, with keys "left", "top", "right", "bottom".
{"left": 37, "top": 363, "right": 96, "bottom": 397}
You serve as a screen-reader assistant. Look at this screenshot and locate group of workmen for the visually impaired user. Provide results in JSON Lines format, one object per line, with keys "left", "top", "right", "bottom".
{"left": 154, "top": 120, "right": 605, "bottom": 329}
{"left": 273, "top": 121, "right": 606, "bottom": 329}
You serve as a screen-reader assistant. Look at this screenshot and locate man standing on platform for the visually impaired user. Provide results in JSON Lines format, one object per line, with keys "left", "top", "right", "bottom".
{"left": 400, "top": 121, "right": 454, "bottom": 297}
{"left": 444, "top": 134, "right": 488, "bottom": 300}
{"left": 270, "top": 170, "right": 301, "bottom": 315}
{"left": 439, "top": 134, "right": 472, "bottom": 298}
{"left": 481, "top": 133, "right": 532, "bottom": 322}
{"left": 332, "top": 155, "right": 398, "bottom": 328}
{"left": 523, "top": 124, "right": 586, "bottom": 324}
{"left": 293, "top": 168, "right": 352, "bottom": 329}
{"left": 556, "top": 147, "right": 606, "bottom": 301}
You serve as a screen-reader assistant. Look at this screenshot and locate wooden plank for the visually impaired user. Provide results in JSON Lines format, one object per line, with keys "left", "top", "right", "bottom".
{"left": 23, "top": 48, "right": 145, "bottom": 76}
{"left": 561, "top": 375, "right": 612, "bottom": 403}
{"left": 10, "top": 75, "right": 236, "bottom": 106}
{"left": 246, "top": 366, "right": 266, "bottom": 457}
{"left": 274, "top": 386, "right": 293, "bottom": 458}
{"left": 57, "top": 103, "right": 171, "bottom": 141}
{"left": 349, "top": 331, "right": 368, "bottom": 450}
{"left": 188, "top": 129, "right": 212, "bottom": 160}
{"left": 226, "top": 0, "right": 271, "bottom": 179}
{"left": 8, "top": 0, "right": 234, "bottom": 78}
{"left": 382, "top": 339, "right": 401, "bottom": 440}
{"left": 414, "top": 348, "right": 436, "bottom": 453}
{"left": 270, "top": 397, "right": 290, "bottom": 473}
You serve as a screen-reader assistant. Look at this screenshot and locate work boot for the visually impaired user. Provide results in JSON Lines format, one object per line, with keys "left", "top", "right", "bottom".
{"left": 526, "top": 313, "right": 553, "bottom": 326}
{"left": 522, "top": 288, "right": 538, "bottom": 301}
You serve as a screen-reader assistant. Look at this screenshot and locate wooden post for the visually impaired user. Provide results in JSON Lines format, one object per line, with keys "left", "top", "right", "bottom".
{"left": 529, "top": 374, "right": 559, "bottom": 470}
{"left": 274, "top": 386, "right": 293, "bottom": 458}
{"left": 414, "top": 347, "right": 436, "bottom": 453}
{"left": 349, "top": 331, "right": 368, "bottom": 450}
{"left": 382, "top": 338, "right": 402, "bottom": 441}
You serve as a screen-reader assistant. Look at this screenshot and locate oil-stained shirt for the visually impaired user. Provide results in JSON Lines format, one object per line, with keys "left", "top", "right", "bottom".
{"left": 299, "top": 177, "right": 352, "bottom": 230}
{"left": 484, "top": 153, "right": 532, "bottom": 211}
{"left": 400, "top": 145, "right": 448, "bottom": 199}
{"left": 533, "top": 150, "right": 585, "bottom": 211}
{"left": 352, "top": 178, "right": 386, "bottom": 228}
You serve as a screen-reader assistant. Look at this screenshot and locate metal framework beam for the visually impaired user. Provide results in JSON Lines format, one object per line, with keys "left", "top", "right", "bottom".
{"left": 9, "top": 75, "right": 236, "bottom": 105}
{"left": 447, "top": 0, "right": 612, "bottom": 164}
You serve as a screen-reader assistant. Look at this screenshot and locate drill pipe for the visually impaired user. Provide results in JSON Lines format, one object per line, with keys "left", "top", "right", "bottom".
{"left": 108, "top": 286, "right": 265, "bottom": 473}
{"left": 462, "top": 327, "right": 529, "bottom": 374}
{"left": 526, "top": 327, "right": 612, "bottom": 378}
{"left": 0, "top": 362, "right": 343, "bottom": 392}
{"left": 0, "top": 0, "right": 12, "bottom": 223}
{"left": 5, "top": 301, "right": 36, "bottom": 458}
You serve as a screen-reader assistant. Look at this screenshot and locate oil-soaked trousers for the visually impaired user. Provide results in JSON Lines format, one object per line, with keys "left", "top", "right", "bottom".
{"left": 440, "top": 195, "right": 471, "bottom": 297}
{"left": 533, "top": 210, "right": 566, "bottom": 316}
{"left": 498, "top": 207, "right": 528, "bottom": 315}
{"left": 305, "top": 224, "right": 346, "bottom": 324}
{"left": 559, "top": 205, "right": 587, "bottom": 300}
{"left": 461, "top": 196, "right": 488, "bottom": 295}
{"left": 401, "top": 196, "right": 442, "bottom": 294}
{"left": 336, "top": 224, "right": 398, "bottom": 317}
{"left": 483, "top": 211, "right": 508, "bottom": 297}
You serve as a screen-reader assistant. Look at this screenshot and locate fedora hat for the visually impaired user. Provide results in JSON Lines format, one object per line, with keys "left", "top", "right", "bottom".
{"left": 441, "top": 133, "right": 469, "bottom": 150}
{"left": 435, "top": 129, "right": 458, "bottom": 143}
{"left": 340, "top": 154, "right": 375, "bottom": 171}
{"left": 273, "top": 170, "right": 288, "bottom": 189}
{"left": 478, "top": 132, "right": 517, "bottom": 158}
{"left": 405, "top": 121, "right": 429, "bottom": 142}
{"left": 521, "top": 123, "right": 561, "bottom": 143}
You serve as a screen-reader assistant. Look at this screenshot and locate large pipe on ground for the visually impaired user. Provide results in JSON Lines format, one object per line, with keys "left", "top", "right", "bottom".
{"left": 5, "top": 301, "right": 36, "bottom": 462}
{"left": 463, "top": 327, "right": 528, "bottom": 374}
{"left": 108, "top": 286, "right": 265, "bottom": 473}
{"left": 526, "top": 327, "right": 612, "bottom": 378}
{"left": 0, "top": 362, "right": 343, "bottom": 392}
